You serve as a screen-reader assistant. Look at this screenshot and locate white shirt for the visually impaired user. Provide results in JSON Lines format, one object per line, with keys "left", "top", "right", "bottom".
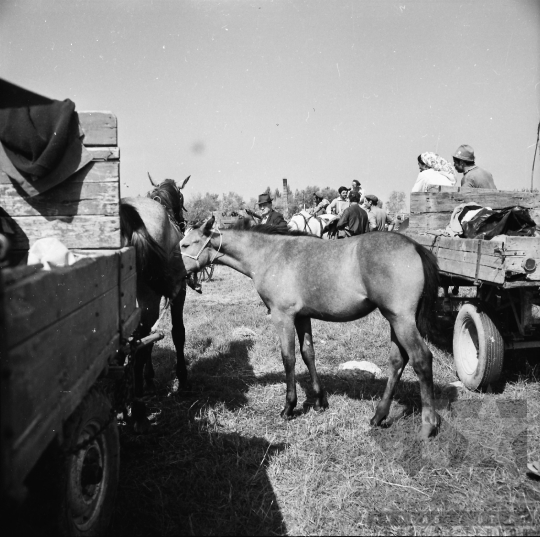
{"left": 411, "top": 169, "right": 456, "bottom": 192}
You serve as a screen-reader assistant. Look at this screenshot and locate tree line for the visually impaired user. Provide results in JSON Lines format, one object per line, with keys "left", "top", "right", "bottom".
{"left": 186, "top": 186, "right": 408, "bottom": 223}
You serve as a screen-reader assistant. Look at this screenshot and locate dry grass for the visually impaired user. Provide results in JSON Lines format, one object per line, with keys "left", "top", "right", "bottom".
{"left": 111, "top": 266, "right": 540, "bottom": 536}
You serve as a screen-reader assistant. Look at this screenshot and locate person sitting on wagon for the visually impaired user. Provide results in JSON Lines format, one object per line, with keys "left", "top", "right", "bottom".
{"left": 336, "top": 191, "right": 369, "bottom": 238}
{"left": 411, "top": 152, "right": 457, "bottom": 192}
{"left": 246, "top": 193, "right": 287, "bottom": 230}
{"left": 453, "top": 144, "right": 497, "bottom": 189}
{"left": 326, "top": 186, "right": 350, "bottom": 216}
{"left": 308, "top": 191, "right": 330, "bottom": 216}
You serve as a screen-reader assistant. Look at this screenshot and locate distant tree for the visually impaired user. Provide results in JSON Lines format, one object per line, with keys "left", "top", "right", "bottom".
{"left": 386, "top": 191, "right": 407, "bottom": 215}
{"left": 186, "top": 192, "right": 220, "bottom": 223}
{"left": 220, "top": 191, "right": 245, "bottom": 214}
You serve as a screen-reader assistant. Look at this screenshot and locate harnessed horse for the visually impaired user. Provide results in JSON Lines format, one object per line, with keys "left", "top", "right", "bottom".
{"left": 120, "top": 174, "right": 191, "bottom": 411}
{"left": 288, "top": 210, "right": 338, "bottom": 238}
{"left": 180, "top": 217, "right": 441, "bottom": 440}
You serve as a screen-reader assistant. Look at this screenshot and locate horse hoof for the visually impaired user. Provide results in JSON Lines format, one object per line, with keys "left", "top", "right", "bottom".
{"left": 280, "top": 408, "right": 294, "bottom": 420}
{"left": 313, "top": 400, "right": 329, "bottom": 412}
{"left": 369, "top": 413, "right": 387, "bottom": 427}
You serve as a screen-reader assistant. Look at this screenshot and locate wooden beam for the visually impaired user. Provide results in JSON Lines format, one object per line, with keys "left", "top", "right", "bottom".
{"left": 79, "top": 111, "right": 117, "bottom": 147}
{"left": 4, "top": 215, "right": 121, "bottom": 250}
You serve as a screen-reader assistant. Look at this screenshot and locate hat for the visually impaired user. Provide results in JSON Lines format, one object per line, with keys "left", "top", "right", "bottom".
{"left": 338, "top": 186, "right": 348, "bottom": 194}
{"left": 257, "top": 193, "right": 273, "bottom": 205}
{"left": 314, "top": 190, "right": 324, "bottom": 198}
{"left": 364, "top": 194, "right": 378, "bottom": 204}
{"left": 453, "top": 144, "right": 475, "bottom": 162}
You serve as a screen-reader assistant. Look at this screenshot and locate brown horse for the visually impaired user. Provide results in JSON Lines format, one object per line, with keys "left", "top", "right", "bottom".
{"left": 120, "top": 196, "right": 187, "bottom": 400}
{"left": 180, "top": 217, "right": 440, "bottom": 439}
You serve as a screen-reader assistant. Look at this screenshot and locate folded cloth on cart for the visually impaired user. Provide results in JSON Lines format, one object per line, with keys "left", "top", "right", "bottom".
{"left": 28, "top": 237, "right": 84, "bottom": 270}
{"left": 0, "top": 79, "right": 93, "bottom": 197}
{"left": 445, "top": 202, "right": 538, "bottom": 239}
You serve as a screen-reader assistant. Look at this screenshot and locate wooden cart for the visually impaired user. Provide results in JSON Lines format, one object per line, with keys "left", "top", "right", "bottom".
{"left": 0, "top": 112, "right": 141, "bottom": 535}
{"left": 407, "top": 188, "right": 540, "bottom": 390}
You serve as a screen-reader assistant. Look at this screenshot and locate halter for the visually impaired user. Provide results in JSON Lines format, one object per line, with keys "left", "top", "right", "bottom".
{"left": 181, "top": 228, "right": 223, "bottom": 271}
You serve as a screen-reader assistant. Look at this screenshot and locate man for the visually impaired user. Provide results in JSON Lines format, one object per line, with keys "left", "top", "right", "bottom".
{"left": 336, "top": 191, "right": 369, "bottom": 237}
{"left": 453, "top": 144, "right": 497, "bottom": 189}
{"left": 247, "top": 192, "right": 288, "bottom": 229}
{"left": 350, "top": 179, "right": 365, "bottom": 203}
{"left": 326, "top": 186, "right": 350, "bottom": 216}
{"left": 363, "top": 194, "right": 393, "bottom": 231}
{"left": 308, "top": 191, "right": 330, "bottom": 216}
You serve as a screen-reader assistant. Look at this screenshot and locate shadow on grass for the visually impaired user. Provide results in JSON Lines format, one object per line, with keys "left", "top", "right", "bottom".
{"left": 111, "top": 336, "right": 288, "bottom": 535}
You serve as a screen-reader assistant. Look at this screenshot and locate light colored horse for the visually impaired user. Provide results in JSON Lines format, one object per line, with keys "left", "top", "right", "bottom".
{"left": 288, "top": 210, "right": 338, "bottom": 237}
{"left": 180, "top": 218, "right": 441, "bottom": 440}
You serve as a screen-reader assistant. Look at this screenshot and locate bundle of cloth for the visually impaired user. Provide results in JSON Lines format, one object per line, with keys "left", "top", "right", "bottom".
{"left": 446, "top": 202, "right": 538, "bottom": 240}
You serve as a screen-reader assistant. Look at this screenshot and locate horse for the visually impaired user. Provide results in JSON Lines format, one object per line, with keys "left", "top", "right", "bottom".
{"left": 147, "top": 172, "right": 190, "bottom": 231}
{"left": 180, "top": 217, "right": 440, "bottom": 440}
{"left": 288, "top": 210, "right": 338, "bottom": 237}
{"left": 120, "top": 175, "right": 191, "bottom": 404}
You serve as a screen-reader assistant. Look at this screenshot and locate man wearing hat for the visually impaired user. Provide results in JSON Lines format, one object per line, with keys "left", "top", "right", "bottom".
{"left": 247, "top": 192, "right": 287, "bottom": 229}
{"left": 308, "top": 190, "right": 330, "bottom": 216}
{"left": 363, "top": 194, "right": 393, "bottom": 231}
{"left": 326, "top": 186, "right": 350, "bottom": 216}
{"left": 453, "top": 144, "right": 497, "bottom": 189}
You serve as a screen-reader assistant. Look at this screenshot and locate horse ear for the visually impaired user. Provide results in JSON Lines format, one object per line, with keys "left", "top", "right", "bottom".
{"left": 147, "top": 172, "right": 157, "bottom": 186}
{"left": 179, "top": 175, "right": 191, "bottom": 190}
{"left": 203, "top": 215, "right": 215, "bottom": 235}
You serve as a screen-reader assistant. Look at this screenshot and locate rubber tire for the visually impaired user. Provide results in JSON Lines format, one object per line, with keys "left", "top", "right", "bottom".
{"left": 453, "top": 303, "right": 504, "bottom": 390}
{"left": 27, "top": 387, "right": 120, "bottom": 536}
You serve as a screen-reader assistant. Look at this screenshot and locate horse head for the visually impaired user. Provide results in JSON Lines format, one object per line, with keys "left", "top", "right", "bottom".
{"left": 147, "top": 173, "right": 191, "bottom": 230}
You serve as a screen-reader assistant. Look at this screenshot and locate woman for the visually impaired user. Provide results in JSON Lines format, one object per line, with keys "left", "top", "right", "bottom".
{"left": 411, "top": 152, "right": 457, "bottom": 192}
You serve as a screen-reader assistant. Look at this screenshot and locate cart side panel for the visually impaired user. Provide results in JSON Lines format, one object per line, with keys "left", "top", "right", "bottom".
{"left": 4, "top": 252, "right": 119, "bottom": 349}
{"left": 410, "top": 189, "right": 540, "bottom": 234}
{"left": 0, "top": 111, "right": 120, "bottom": 253}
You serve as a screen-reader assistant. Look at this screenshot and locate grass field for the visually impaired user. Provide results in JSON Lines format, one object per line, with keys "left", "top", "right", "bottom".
{"left": 111, "top": 266, "right": 540, "bottom": 536}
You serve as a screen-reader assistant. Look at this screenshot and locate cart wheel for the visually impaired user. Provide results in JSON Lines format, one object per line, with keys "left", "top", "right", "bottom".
{"left": 453, "top": 303, "right": 504, "bottom": 390}
{"left": 27, "top": 387, "right": 120, "bottom": 536}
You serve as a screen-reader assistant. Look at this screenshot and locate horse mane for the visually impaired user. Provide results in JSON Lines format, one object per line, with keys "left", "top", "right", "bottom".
{"left": 147, "top": 179, "right": 184, "bottom": 227}
{"left": 231, "top": 218, "right": 316, "bottom": 237}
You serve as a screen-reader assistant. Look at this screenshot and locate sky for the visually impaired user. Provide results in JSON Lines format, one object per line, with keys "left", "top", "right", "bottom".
{"left": 1, "top": 0, "right": 539, "bottom": 209}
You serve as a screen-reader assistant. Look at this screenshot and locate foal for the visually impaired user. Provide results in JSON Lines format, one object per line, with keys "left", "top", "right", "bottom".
{"left": 180, "top": 217, "right": 440, "bottom": 439}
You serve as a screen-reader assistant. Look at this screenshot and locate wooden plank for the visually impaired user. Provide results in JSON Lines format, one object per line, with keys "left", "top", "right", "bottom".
{"left": 436, "top": 247, "right": 503, "bottom": 270}
{"left": 408, "top": 213, "right": 453, "bottom": 232}
{"left": 0, "top": 182, "right": 119, "bottom": 217}
{"left": 5, "top": 215, "right": 121, "bottom": 250}
{"left": 6, "top": 288, "right": 119, "bottom": 449}
{"left": 411, "top": 191, "right": 540, "bottom": 214}
{"left": 4, "top": 252, "right": 119, "bottom": 349}
{"left": 9, "top": 333, "right": 119, "bottom": 489}
{"left": 0, "top": 161, "right": 119, "bottom": 185}
{"left": 86, "top": 146, "right": 120, "bottom": 161}
{"left": 79, "top": 111, "right": 117, "bottom": 147}
{"left": 120, "top": 272, "right": 137, "bottom": 324}
{"left": 438, "top": 257, "right": 505, "bottom": 284}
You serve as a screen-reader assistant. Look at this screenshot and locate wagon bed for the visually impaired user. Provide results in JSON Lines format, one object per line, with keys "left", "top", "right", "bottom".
{"left": 1, "top": 109, "right": 139, "bottom": 533}
{"left": 407, "top": 187, "right": 540, "bottom": 390}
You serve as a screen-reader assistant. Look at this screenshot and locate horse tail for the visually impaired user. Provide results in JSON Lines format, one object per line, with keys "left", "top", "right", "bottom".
{"left": 120, "top": 202, "right": 173, "bottom": 297}
{"left": 414, "top": 242, "right": 440, "bottom": 339}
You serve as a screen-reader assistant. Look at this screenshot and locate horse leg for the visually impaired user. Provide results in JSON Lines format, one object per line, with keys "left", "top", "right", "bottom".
{"left": 295, "top": 316, "right": 328, "bottom": 411}
{"left": 272, "top": 313, "right": 298, "bottom": 418}
{"left": 370, "top": 327, "right": 408, "bottom": 427}
{"left": 170, "top": 283, "right": 188, "bottom": 389}
{"left": 387, "top": 318, "right": 440, "bottom": 440}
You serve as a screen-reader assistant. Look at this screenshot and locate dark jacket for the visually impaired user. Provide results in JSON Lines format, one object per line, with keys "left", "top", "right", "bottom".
{"left": 337, "top": 204, "right": 370, "bottom": 236}
{"left": 263, "top": 209, "right": 287, "bottom": 229}
{"left": 461, "top": 166, "right": 497, "bottom": 189}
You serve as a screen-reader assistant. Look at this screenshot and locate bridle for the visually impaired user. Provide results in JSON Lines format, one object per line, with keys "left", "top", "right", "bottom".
{"left": 181, "top": 227, "right": 223, "bottom": 271}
